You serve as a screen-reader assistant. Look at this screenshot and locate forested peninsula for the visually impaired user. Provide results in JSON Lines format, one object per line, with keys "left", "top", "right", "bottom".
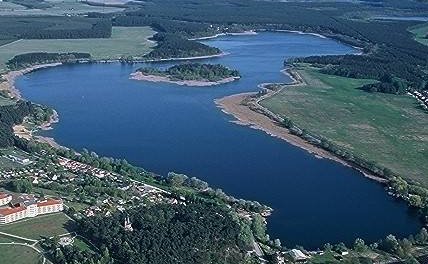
{"left": 131, "top": 63, "right": 240, "bottom": 86}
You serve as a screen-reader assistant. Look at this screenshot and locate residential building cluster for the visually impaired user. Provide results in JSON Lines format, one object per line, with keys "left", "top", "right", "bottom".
{"left": 58, "top": 157, "right": 113, "bottom": 179}
{"left": 409, "top": 90, "right": 428, "bottom": 109}
{"left": 0, "top": 192, "right": 63, "bottom": 224}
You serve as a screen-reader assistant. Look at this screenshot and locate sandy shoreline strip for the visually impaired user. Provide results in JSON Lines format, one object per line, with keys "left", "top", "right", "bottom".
{"left": 13, "top": 109, "right": 62, "bottom": 149}
{"left": 130, "top": 71, "right": 240, "bottom": 86}
{"left": 215, "top": 77, "right": 387, "bottom": 184}
{"left": 0, "top": 63, "right": 63, "bottom": 99}
{"left": 189, "top": 30, "right": 258, "bottom": 40}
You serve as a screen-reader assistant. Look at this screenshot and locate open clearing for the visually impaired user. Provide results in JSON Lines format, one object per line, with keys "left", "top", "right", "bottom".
{"left": 409, "top": 22, "right": 428, "bottom": 46}
{"left": 0, "top": 26, "right": 156, "bottom": 72}
{"left": 261, "top": 65, "right": 428, "bottom": 185}
{"left": 0, "top": 212, "right": 74, "bottom": 240}
{"left": 0, "top": 244, "right": 43, "bottom": 264}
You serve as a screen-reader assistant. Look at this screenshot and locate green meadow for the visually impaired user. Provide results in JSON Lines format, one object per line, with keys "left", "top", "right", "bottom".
{"left": 261, "top": 65, "right": 428, "bottom": 185}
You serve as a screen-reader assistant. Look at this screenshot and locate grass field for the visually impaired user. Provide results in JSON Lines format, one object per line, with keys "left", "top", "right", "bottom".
{"left": 74, "top": 236, "right": 97, "bottom": 253}
{"left": 409, "top": 23, "right": 428, "bottom": 46}
{"left": 0, "top": 26, "right": 156, "bottom": 72}
{"left": 0, "top": 244, "right": 44, "bottom": 264}
{"left": 261, "top": 65, "right": 428, "bottom": 185}
{"left": 0, "top": 0, "right": 124, "bottom": 16}
{"left": 0, "top": 233, "right": 30, "bottom": 243}
{"left": 0, "top": 213, "right": 74, "bottom": 240}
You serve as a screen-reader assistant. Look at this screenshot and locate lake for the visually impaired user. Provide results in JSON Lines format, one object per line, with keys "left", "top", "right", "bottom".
{"left": 16, "top": 32, "right": 421, "bottom": 249}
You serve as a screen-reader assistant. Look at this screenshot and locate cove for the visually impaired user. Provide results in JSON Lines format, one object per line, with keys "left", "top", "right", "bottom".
{"left": 16, "top": 32, "right": 421, "bottom": 249}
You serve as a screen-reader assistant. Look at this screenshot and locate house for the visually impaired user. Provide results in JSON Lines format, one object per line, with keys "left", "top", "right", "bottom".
{"left": 289, "top": 249, "right": 309, "bottom": 262}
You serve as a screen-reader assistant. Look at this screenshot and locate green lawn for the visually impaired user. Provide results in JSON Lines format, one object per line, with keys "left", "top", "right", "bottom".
{"left": 0, "top": 233, "right": 30, "bottom": 243}
{"left": 74, "top": 236, "right": 97, "bottom": 253}
{"left": 261, "top": 65, "right": 428, "bottom": 185}
{"left": 0, "top": 26, "right": 156, "bottom": 72}
{"left": 0, "top": 213, "right": 75, "bottom": 240}
{"left": 0, "top": 244, "right": 44, "bottom": 264}
{"left": 409, "top": 23, "right": 428, "bottom": 46}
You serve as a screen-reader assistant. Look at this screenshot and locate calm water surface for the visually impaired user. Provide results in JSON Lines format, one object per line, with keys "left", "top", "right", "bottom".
{"left": 17, "top": 32, "right": 421, "bottom": 248}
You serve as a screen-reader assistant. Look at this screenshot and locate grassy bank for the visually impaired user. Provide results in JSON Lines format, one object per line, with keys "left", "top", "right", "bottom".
{"left": 261, "top": 65, "right": 428, "bottom": 186}
{"left": 0, "top": 26, "right": 156, "bottom": 72}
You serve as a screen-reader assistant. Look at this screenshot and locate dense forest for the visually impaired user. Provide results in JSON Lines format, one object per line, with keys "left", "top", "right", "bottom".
{"left": 0, "top": 16, "right": 112, "bottom": 44}
{"left": 0, "top": 101, "right": 34, "bottom": 148}
{"left": 77, "top": 202, "right": 256, "bottom": 264}
{"left": 139, "top": 63, "right": 240, "bottom": 82}
{"left": 7, "top": 52, "right": 91, "bottom": 69}
{"left": 144, "top": 33, "right": 220, "bottom": 59}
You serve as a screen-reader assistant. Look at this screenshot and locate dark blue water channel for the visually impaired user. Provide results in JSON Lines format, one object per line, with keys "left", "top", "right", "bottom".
{"left": 16, "top": 32, "right": 421, "bottom": 249}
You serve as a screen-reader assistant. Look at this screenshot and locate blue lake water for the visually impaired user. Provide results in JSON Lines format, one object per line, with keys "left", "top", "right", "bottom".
{"left": 16, "top": 32, "right": 421, "bottom": 249}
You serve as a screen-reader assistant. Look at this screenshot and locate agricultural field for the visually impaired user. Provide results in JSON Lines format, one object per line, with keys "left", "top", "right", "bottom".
{"left": 261, "top": 65, "right": 428, "bottom": 185}
{"left": 0, "top": 26, "right": 156, "bottom": 72}
{"left": 0, "top": 0, "right": 125, "bottom": 16}
{"left": 0, "top": 244, "right": 44, "bottom": 264}
{"left": 0, "top": 213, "right": 74, "bottom": 240}
{"left": 409, "top": 22, "right": 428, "bottom": 46}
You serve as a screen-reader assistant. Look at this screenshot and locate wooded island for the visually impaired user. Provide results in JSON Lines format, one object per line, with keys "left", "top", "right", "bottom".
{"left": 131, "top": 63, "right": 240, "bottom": 86}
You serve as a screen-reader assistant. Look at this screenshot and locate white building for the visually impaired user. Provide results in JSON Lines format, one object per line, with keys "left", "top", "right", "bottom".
{"left": 0, "top": 193, "right": 12, "bottom": 206}
{"left": 0, "top": 196, "right": 63, "bottom": 224}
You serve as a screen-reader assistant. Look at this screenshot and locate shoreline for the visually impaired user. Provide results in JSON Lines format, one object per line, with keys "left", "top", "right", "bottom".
{"left": 13, "top": 108, "right": 62, "bottom": 149}
{"left": 189, "top": 30, "right": 258, "bottom": 40}
{"left": 0, "top": 63, "right": 63, "bottom": 100}
{"left": 130, "top": 71, "right": 240, "bottom": 86}
{"left": 215, "top": 69, "right": 388, "bottom": 184}
{"left": 1, "top": 52, "right": 231, "bottom": 148}
{"left": 143, "top": 51, "right": 229, "bottom": 62}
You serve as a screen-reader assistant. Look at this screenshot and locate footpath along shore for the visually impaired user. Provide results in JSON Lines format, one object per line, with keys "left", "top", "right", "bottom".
{"left": 215, "top": 68, "right": 388, "bottom": 183}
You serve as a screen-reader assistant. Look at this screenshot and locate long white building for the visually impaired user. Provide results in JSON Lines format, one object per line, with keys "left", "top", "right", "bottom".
{"left": 0, "top": 193, "right": 63, "bottom": 224}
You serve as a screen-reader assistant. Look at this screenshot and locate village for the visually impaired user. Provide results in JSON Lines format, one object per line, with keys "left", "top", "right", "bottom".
{"left": 0, "top": 148, "right": 184, "bottom": 222}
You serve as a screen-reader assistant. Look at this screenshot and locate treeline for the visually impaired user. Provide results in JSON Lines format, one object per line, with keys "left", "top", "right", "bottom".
{"left": 0, "top": 101, "right": 34, "bottom": 148}
{"left": 7, "top": 52, "right": 91, "bottom": 69}
{"left": 113, "top": 15, "right": 220, "bottom": 38}
{"left": 139, "top": 63, "right": 240, "bottom": 81}
{"left": 77, "top": 202, "right": 255, "bottom": 264}
{"left": 22, "top": 19, "right": 112, "bottom": 39}
{"left": 280, "top": 116, "right": 394, "bottom": 178}
{"left": 144, "top": 33, "right": 220, "bottom": 59}
{"left": 0, "top": 16, "right": 112, "bottom": 43}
